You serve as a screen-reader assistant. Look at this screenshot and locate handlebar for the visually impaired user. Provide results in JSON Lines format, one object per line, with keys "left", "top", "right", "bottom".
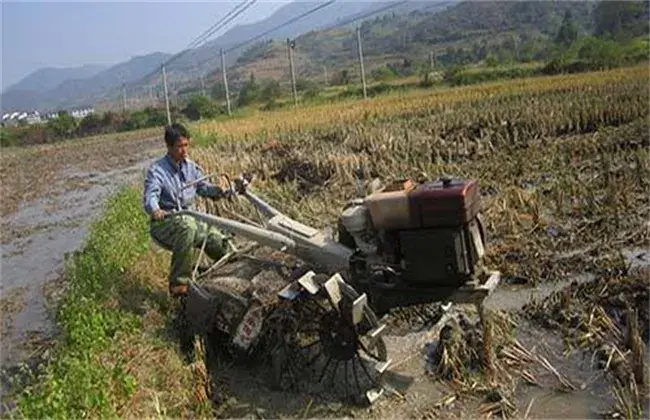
{"left": 168, "top": 172, "right": 254, "bottom": 213}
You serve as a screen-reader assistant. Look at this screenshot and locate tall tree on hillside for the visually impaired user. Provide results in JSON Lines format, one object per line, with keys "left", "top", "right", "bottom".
{"left": 555, "top": 9, "right": 579, "bottom": 47}
{"left": 237, "top": 73, "right": 260, "bottom": 107}
{"left": 211, "top": 83, "right": 226, "bottom": 101}
{"left": 594, "top": 0, "right": 649, "bottom": 41}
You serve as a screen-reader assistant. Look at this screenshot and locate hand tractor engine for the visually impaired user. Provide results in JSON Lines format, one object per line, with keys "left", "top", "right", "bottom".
{"left": 174, "top": 173, "right": 499, "bottom": 406}
{"left": 338, "top": 177, "right": 488, "bottom": 312}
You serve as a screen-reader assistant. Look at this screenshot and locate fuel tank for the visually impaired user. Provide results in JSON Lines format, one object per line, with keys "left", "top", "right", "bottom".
{"left": 364, "top": 177, "right": 481, "bottom": 230}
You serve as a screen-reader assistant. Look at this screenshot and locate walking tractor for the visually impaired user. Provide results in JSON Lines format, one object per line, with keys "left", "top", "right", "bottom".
{"left": 174, "top": 172, "right": 501, "bottom": 404}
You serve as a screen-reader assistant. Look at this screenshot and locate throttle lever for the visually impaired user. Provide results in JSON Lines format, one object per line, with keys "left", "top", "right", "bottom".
{"left": 234, "top": 173, "right": 254, "bottom": 194}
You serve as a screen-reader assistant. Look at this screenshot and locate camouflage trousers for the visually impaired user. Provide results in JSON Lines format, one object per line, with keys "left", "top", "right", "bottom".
{"left": 150, "top": 214, "right": 230, "bottom": 287}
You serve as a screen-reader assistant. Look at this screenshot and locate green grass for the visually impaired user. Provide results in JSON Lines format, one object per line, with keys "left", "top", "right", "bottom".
{"left": 9, "top": 186, "right": 204, "bottom": 419}
{"left": 14, "top": 187, "right": 148, "bottom": 418}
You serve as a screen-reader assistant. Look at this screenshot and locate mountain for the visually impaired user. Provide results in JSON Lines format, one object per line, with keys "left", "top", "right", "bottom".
{"left": 216, "top": 0, "right": 600, "bottom": 86}
{"left": 1, "top": 0, "right": 448, "bottom": 112}
{"left": 122, "top": 1, "right": 447, "bottom": 94}
{"left": 2, "top": 64, "right": 107, "bottom": 95}
{"left": 1, "top": 52, "right": 173, "bottom": 113}
{"left": 130, "top": 2, "right": 388, "bottom": 88}
{"left": 152, "top": 1, "right": 452, "bottom": 90}
{"left": 50, "top": 52, "right": 174, "bottom": 106}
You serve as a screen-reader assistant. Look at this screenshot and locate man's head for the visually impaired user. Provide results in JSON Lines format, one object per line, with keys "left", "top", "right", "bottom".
{"left": 165, "top": 123, "right": 191, "bottom": 163}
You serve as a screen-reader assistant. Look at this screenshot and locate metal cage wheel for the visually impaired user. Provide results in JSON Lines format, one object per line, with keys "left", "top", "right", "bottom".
{"left": 267, "top": 272, "right": 389, "bottom": 404}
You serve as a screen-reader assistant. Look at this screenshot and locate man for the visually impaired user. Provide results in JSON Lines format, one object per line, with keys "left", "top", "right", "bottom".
{"left": 144, "top": 123, "right": 231, "bottom": 296}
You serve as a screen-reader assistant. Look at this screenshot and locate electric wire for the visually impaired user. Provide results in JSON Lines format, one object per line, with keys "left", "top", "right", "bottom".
{"left": 119, "top": 0, "right": 452, "bottom": 107}
{"left": 186, "top": 0, "right": 253, "bottom": 50}
{"left": 224, "top": 0, "right": 337, "bottom": 54}
{"left": 126, "top": 0, "right": 257, "bottom": 91}
{"left": 186, "top": 0, "right": 340, "bottom": 95}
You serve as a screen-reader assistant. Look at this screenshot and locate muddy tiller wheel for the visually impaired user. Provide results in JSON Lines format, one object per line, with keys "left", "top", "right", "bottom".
{"left": 265, "top": 272, "right": 390, "bottom": 404}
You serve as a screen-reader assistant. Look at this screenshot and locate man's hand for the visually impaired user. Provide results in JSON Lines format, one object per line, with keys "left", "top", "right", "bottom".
{"left": 210, "top": 186, "right": 235, "bottom": 200}
{"left": 152, "top": 209, "right": 168, "bottom": 221}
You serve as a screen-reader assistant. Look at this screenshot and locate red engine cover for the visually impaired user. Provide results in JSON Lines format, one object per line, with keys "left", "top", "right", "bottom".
{"left": 408, "top": 178, "right": 481, "bottom": 227}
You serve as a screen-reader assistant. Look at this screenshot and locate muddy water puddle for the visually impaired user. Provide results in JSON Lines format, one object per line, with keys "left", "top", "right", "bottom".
{"left": 213, "top": 305, "right": 617, "bottom": 419}
{"left": 0, "top": 146, "right": 160, "bottom": 375}
{"left": 511, "top": 320, "right": 614, "bottom": 419}
{"left": 485, "top": 273, "right": 595, "bottom": 313}
{"left": 373, "top": 318, "right": 612, "bottom": 419}
{"left": 210, "top": 256, "right": 647, "bottom": 419}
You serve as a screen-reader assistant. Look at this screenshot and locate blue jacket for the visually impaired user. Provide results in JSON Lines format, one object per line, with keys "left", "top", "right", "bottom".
{"left": 143, "top": 154, "right": 222, "bottom": 214}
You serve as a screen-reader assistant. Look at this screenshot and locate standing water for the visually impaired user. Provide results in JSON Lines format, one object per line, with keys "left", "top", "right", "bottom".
{"left": 0, "top": 137, "right": 162, "bottom": 402}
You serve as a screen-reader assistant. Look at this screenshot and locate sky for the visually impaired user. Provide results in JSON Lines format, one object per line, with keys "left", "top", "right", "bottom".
{"left": 1, "top": 0, "right": 294, "bottom": 92}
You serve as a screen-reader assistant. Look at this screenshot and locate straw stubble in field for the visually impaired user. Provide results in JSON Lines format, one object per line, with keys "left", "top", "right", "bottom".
{"left": 189, "top": 65, "right": 648, "bottom": 418}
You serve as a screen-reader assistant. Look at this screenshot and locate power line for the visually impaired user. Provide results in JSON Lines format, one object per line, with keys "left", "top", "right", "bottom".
{"left": 183, "top": 0, "right": 431, "bottom": 99}
{"left": 158, "top": 0, "right": 256, "bottom": 75}
{"left": 187, "top": 0, "right": 339, "bottom": 91}
{"left": 158, "top": 0, "right": 257, "bottom": 72}
{"left": 224, "top": 0, "right": 337, "bottom": 54}
{"left": 319, "top": 0, "right": 454, "bottom": 34}
{"left": 319, "top": 0, "right": 409, "bottom": 33}
{"left": 186, "top": 0, "right": 253, "bottom": 50}
{"left": 126, "top": 0, "right": 256, "bottom": 90}
{"left": 119, "top": 0, "right": 453, "bottom": 107}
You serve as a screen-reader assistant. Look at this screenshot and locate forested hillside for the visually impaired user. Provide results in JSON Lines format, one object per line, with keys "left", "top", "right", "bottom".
{"left": 216, "top": 0, "right": 647, "bottom": 88}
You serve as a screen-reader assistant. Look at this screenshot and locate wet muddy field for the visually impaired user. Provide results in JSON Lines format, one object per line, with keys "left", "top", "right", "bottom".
{"left": 2, "top": 131, "right": 647, "bottom": 418}
{"left": 202, "top": 260, "right": 648, "bottom": 420}
{"left": 0, "top": 137, "right": 162, "bottom": 373}
{"left": 2, "top": 67, "right": 648, "bottom": 418}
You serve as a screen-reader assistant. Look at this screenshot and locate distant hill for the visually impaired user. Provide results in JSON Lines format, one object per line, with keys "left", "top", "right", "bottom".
{"left": 216, "top": 0, "right": 600, "bottom": 87}
{"left": 2, "top": 64, "right": 107, "bottom": 95}
{"left": 118, "top": 1, "right": 448, "bottom": 101}
{"left": 49, "top": 52, "right": 175, "bottom": 107}
{"left": 5, "top": 0, "right": 646, "bottom": 114}
{"left": 0, "top": 0, "right": 449, "bottom": 112}
{"left": 1, "top": 53, "right": 173, "bottom": 113}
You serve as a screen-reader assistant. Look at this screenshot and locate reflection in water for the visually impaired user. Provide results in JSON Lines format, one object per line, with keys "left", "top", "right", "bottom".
{"left": 0, "top": 157, "right": 156, "bottom": 370}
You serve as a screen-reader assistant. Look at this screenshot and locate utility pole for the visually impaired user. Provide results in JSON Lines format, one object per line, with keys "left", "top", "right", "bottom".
{"left": 162, "top": 64, "right": 171, "bottom": 125}
{"left": 194, "top": 51, "right": 206, "bottom": 97}
{"left": 121, "top": 83, "right": 127, "bottom": 113}
{"left": 356, "top": 27, "right": 367, "bottom": 99}
{"left": 323, "top": 65, "right": 329, "bottom": 86}
{"left": 220, "top": 48, "right": 231, "bottom": 116}
{"left": 429, "top": 51, "right": 435, "bottom": 71}
{"left": 287, "top": 38, "right": 298, "bottom": 106}
{"left": 149, "top": 85, "right": 154, "bottom": 107}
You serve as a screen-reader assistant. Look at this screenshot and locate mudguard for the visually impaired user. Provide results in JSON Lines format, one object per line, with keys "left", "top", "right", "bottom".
{"left": 185, "top": 282, "right": 220, "bottom": 335}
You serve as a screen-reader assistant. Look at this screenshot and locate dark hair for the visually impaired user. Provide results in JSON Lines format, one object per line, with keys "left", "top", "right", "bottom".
{"left": 164, "top": 123, "right": 190, "bottom": 147}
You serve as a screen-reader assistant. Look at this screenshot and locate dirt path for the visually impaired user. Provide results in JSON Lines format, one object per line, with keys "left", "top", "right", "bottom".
{"left": 0, "top": 136, "right": 164, "bottom": 371}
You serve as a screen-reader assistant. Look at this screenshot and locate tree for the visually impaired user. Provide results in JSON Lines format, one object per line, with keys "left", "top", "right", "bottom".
{"left": 555, "top": 10, "right": 578, "bottom": 47}
{"left": 577, "top": 36, "right": 622, "bottom": 69}
{"left": 295, "top": 78, "right": 319, "bottom": 92}
{"left": 331, "top": 69, "right": 350, "bottom": 86}
{"left": 47, "top": 110, "right": 77, "bottom": 139}
{"left": 142, "top": 107, "right": 168, "bottom": 127}
{"left": 183, "top": 95, "right": 219, "bottom": 121}
{"left": 102, "top": 111, "right": 125, "bottom": 132}
{"left": 260, "top": 79, "right": 282, "bottom": 102}
{"left": 211, "top": 83, "right": 226, "bottom": 100}
{"left": 594, "top": 1, "right": 649, "bottom": 41}
{"left": 372, "top": 65, "right": 398, "bottom": 81}
{"left": 78, "top": 113, "right": 104, "bottom": 136}
{"left": 237, "top": 73, "right": 260, "bottom": 107}
{"left": 121, "top": 110, "right": 149, "bottom": 131}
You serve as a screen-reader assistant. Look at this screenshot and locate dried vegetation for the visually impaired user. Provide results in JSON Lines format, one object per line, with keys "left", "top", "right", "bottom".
{"left": 6, "top": 66, "right": 648, "bottom": 419}
{"left": 190, "top": 65, "right": 648, "bottom": 418}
